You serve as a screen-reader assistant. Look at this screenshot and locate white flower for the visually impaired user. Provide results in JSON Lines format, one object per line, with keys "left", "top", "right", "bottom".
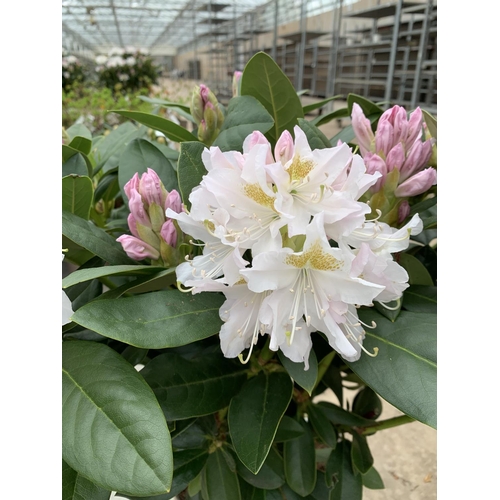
{"left": 125, "top": 56, "right": 136, "bottom": 66}
{"left": 95, "top": 55, "right": 107, "bottom": 65}
{"left": 67, "top": 55, "right": 77, "bottom": 64}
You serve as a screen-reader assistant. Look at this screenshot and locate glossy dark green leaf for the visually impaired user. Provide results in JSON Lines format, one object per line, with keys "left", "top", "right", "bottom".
{"left": 69, "top": 136, "right": 92, "bottom": 156}
{"left": 123, "top": 449, "right": 209, "bottom": 500}
{"left": 310, "top": 471, "right": 334, "bottom": 500}
{"left": 236, "top": 447, "right": 285, "bottom": 490}
{"left": 307, "top": 404, "right": 338, "bottom": 448}
{"left": 403, "top": 285, "right": 437, "bottom": 313}
{"left": 118, "top": 138, "right": 178, "bottom": 197}
{"left": 62, "top": 264, "right": 170, "bottom": 288}
{"left": 62, "top": 210, "right": 133, "bottom": 265}
{"left": 316, "top": 402, "right": 373, "bottom": 427}
{"left": 62, "top": 175, "right": 93, "bottom": 220}
{"left": 177, "top": 141, "right": 207, "bottom": 209}
{"left": 350, "top": 433, "right": 373, "bottom": 474}
{"left": 346, "top": 309, "right": 437, "bottom": 428}
{"left": 203, "top": 448, "right": 242, "bottom": 500}
{"left": 171, "top": 416, "right": 215, "bottom": 450}
{"left": 346, "top": 94, "right": 384, "bottom": 117}
{"left": 212, "top": 96, "right": 274, "bottom": 152}
{"left": 62, "top": 151, "right": 89, "bottom": 177}
{"left": 111, "top": 110, "right": 198, "bottom": 143}
{"left": 241, "top": 52, "right": 304, "bottom": 142}
{"left": 311, "top": 107, "right": 349, "bottom": 127}
{"left": 326, "top": 441, "right": 362, "bottom": 500}
{"left": 321, "top": 362, "right": 343, "bottom": 407}
{"left": 297, "top": 118, "right": 331, "bottom": 149}
{"left": 302, "top": 95, "right": 343, "bottom": 114}
{"left": 374, "top": 297, "right": 403, "bottom": 322}
{"left": 62, "top": 459, "right": 110, "bottom": 500}
{"left": 94, "top": 172, "right": 120, "bottom": 202}
{"left": 398, "top": 253, "right": 434, "bottom": 286}
{"left": 229, "top": 371, "right": 293, "bottom": 474}
{"left": 352, "top": 387, "right": 382, "bottom": 420}
{"left": 62, "top": 340, "right": 173, "bottom": 496}
{"left": 278, "top": 349, "right": 318, "bottom": 395}
{"left": 153, "top": 141, "right": 181, "bottom": 162}
{"left": 361, "top": 466, "right": 385, "bottom": 490}
{"left": 239, "top": 481, "right": 266, "bottom": 500}
{"left": 72, "top": 290, "right": 224, "bottom": 348}
{"left": 284, "top": 420, "right": 317, "bottom": 496}
{"left": 409, "top": 195, "right": 437, "bottom": 217}
{"left": 140, "top": 352, "right": 247, "bottom": 420}
{"left": 274, "top": 415, "right": 305, "bottom": 443}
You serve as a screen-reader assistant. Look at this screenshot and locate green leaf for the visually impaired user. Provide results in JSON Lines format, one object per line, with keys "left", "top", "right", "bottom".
{"left": 69, "top": 136, "right": 92, "bottom": 156}
{"left": 361, "top": 466, "right": 385, "bottom": 490}
{"left": 62, "top": 175, "right": 93, "bottom": 220}
{"left": 307, "top": 404, "right": 337, "bottom": 448}
{"left": 278, "top": 349, "right": 318, "bottom": 395}
{"left": 229, "top": 371, "right": 293, "bottom": 474}
{"left": 316, "top": 402, "right": 373, "bottom": 427}
{"left": 311, "top": 107, "right": 349, "bottom": 127}
{"left": 274, "top": 416, "right": 305, "bottom": 443}
{"left": 326, "top": 441, "right": 362, "bottom": 499}
{"left": 241, "top": 52, "right": 304, "bottom": 142}
{"left": 62, "top": 340, "right": 173, "bottom": 496}
{"left": 350, "top": 433, "right": 373, "bottom": 474}
{"left": 403, "top": 285, "right": 437, "bottom": 313}
{"left": 177, "top": 141, "right": 207, "bottom": 208}
{"left": 346, "top": 94, "right": 384, "bottom": 117}
{"left": 138, "top": 96, "right": 192, "bottom": 114}
{"left": 203, "top": 448, "right": 242, "bottom": 500}
{"left": 422, "top": 109, "right": 437, "bottom": 139}
{"left": 239, "top": 481, "right": 266, "bottom": 500}
{"left": 62, "top": 264, "right": 170, "bottom": 288}
{"left": 409, "top": 195, "right": 437, "bottom": 217}
{"left": 62, "top": 210, "right": 133, "bottom": 265}
{"left": 111, "top": 110, "right": 198, "bottom": 143}
{"left": 67, "top": 123, "right": 92, "bottom": 141}
{"left": 297, "top": 118, "right": 331, "bottom": 149}
{"left": 398, "top": 253, "right": 434, "bottom": 285}
{"left": 302, "top": 95, "right": 343, "bottom": 114}
{"left": 62, "top": 459, "right": 110, "bottom": 500}
{"left": 346, "top": 309, "right": 437, "bottom": 428}
{"left": 212, "top": 96, "right": 274, "bottom": 152}
{"left": 62, "top": 151, "right": 90, "bottom": 177}
{"left": 118, "top": 138, "right": 179, "bottom": 197}
{"left": 72, "top": 290, "right": 224, "bottom": 348}
{"left": 310, "top": 471, "right": 334, "bottom": 500}
{"left": 94, "top": 172, "right": 120, "bottom": 202}
{"left": 171, "top": 417, "right": 213, "bottom": 450}
{"left": 284, "top": 419, "right": 317, "bottom": 496}
{"left": 329, "top": 111, "right": 380, "bottom": 145}
{"left": 140, "top": 352, "right": 247, "bottom": 420}
{"left": 374, "top": 297, "right": 403, "bottom": 322}
{"left": 352, "top": 386, "right": 382, "bottom": 420}
{"left": 122, "top": 449, "right": 209, "bottom": 500}
{"left": 236, "top": 447, "right": 285, "bottom": 490}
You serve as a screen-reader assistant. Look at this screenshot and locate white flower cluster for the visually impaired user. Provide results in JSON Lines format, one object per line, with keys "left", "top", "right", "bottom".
{"left": 167, "top": 126, "right": 422, "bottom": 368}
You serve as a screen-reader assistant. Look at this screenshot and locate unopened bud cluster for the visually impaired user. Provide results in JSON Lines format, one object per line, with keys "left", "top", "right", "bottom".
{"left": 117, "top": 169, "right": 185, "bottom": 266}
{"left": 351, "top": 103, "right": 437, "bottom": 225}
{"left": 190, "top": 84, "right": 224, "bottom": 146}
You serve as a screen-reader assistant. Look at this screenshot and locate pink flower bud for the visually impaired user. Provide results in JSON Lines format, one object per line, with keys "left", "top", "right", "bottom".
{"left": 394, "top": 168, "right": 437, "bottom": 198}
{"left": 127, "top": 213, "right": 140, "bottom": 238}
{"left": 398, "top": 200, "right": 411, "bottom": 223}
{"left": 200, "top": 84, "right": 210, "bottom": 105}
{"left": 364, "top": 153, "right": 387, "bottom": 192}
{"left": 117, "top": 235, "right": 160, "bottom": 260}
{"left": 392, "top": 106, "right": 409, "bottom": 145}
{"left": 351, "top": 103, "right": 374, "bottom": 156}
{"left": 128, "top": 188, "right": 151, "bottom": 227}
{"left": 399, "top": 139, "right": 433, "bottom": 182}
{"left": 406, "top": 107, "right": 424, "bottom": 147}
{"left": 165, "top": 189, "right": 182, "bottom": 213}
{"left": 385, "top": 143, "right": 405, "bottom": 172}
{"left": 124, "top": 173, "right": 140, "bottom": 201}
{"left": 375, "top": 119, "right": 394, "bottom": 157}
{"left": 160, "top": 219, "right": 177, "bottom": 247}
{"left": 274, "top": 130, "right": 294, "bottom": 164}
{"left": 139, "top": 168, "right": 166, "bottom": 207}
{"left": 232, "top": 71, "right": 242, "bottom": 97}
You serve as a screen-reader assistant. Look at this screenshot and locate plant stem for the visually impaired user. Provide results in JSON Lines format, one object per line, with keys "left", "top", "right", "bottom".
{"left": 360, "top": 415, "right": 415, "bottom": 435}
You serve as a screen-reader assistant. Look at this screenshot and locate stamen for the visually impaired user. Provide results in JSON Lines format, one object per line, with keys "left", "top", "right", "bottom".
{"left": 378, "top": 298, "right": 401, "bottom": 311}
{"left": 176, "top": 281, "right": 193, "bottom": 293}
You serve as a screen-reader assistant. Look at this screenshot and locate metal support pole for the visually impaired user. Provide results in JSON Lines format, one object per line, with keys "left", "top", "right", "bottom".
{"left": 383, "top": 0, "right": 403, "bottom": 107}
{"left": 272, "top": 0, "right": 279, "bottom": 61}
{"left": 410, "top": 0, "right": 433, "bottom": 108}
{"left": 326, "top": 0, "right": 343, "bottom": 104}
{"left": 193, "top": 0, "right": 198, "bottom": 79}
{"left": 311, "top": 39, "right": 318, "bottom": 95}
{"left": 233, "top": 1, "right": 238, "bottom": 71}
{"left": 295, "top": 0, "right": 307, "bottom": 90}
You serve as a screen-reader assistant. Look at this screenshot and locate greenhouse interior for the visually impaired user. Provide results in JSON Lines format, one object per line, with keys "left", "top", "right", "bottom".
{"left": 62, "top": 0, "right": 438, "bottom": 499}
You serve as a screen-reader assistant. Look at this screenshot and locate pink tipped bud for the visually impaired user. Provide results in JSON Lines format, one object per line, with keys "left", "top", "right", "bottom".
{"left": 406, "top": 107, "right": 424, "bottom": 147}
{"left": 200, "top": 84, "right": 210, "bottom": 105}
{"left": 392, "top": 106, "right": 409, "bottom": 145}
{"left": 375, "top": 119, "right": 394, "bottom": 157}
{"left": 232, "top": 71, "right": 242, "bottom": 97}
{"left": 400, "top": 139, "right": 433, "bottom": 182}
{"left": 124, "top": 173, "right": 140, "bottom": 201}
{"left": 127, "top": 213, "right": 140, "bottom": 238}
{"left": 398, "top": 200, "right": 411, "bottom": 223}
{"left": 351, "top": 103, "right": 375, "bottom": 156}
{"left": 274, "top": 130, "right": 295, "bottom": 164}
{"left": 385, "top": 143, "right": 405, "bottom": 172}
{"left": 128, "top": 188, "right": 151, "bottom": 227}
{"left": 364, "top": 153, "right": 387, "bottom": 192}
{"left": 160, "top": 219, "right": 177, "bottom": 247}
{"left": 395, "top": 168, "right": 437, "bottom": 198}
{"left": 139, "top": 168, "right": 166, "bottom": 207}
{"left": 242, "top": 131, "right": 274, "bottom": 164}
{"left": 117, "top": 235, "right": 160, "bottom": 260}
{"left": 165, "top": 190, "right": 182, "bottom": 214}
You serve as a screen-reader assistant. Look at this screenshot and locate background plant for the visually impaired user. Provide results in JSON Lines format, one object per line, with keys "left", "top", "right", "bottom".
{"left": 62, "top": 52, "right": 436, "bottom": 499}
{"left": 62, "top": 49, "right": 86, "bottom": 90}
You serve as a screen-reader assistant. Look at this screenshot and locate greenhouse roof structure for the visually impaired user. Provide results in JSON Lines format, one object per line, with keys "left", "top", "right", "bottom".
{"left": 62, "top": 0, "right": 351, "bottom": 56}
